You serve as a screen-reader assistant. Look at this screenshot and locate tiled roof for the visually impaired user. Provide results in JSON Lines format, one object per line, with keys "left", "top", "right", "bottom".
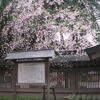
{"left": 51, "top": 54, "right": 90, "bottom": 63}
{"left": 50, "top": 54, "right": 91, "bottom": 68}
{"left": 6, "top": 49, "right": 55, "bottom": 60}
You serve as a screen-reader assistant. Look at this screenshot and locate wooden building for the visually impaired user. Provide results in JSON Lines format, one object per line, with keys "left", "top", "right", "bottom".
{"left": 86, "top": 44, "right": 100, "bottom": 60}
{"left": 0, "top": 47, "right": 100, "bottom": 98}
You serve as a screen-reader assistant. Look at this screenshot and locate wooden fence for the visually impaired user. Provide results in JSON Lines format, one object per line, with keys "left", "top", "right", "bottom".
{"left": 50, "top": 68, "right": 100, "bottom": 90}
{"left": 0, "top": 67, "right": 100, "bottom": 98}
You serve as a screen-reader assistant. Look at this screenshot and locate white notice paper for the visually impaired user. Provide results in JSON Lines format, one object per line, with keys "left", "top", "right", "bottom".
{"left": 18, "top": 63, "right": 45, "bottom": 83}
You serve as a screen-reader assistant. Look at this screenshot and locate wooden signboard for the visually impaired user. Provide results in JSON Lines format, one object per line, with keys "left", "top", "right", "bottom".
{"left": 5, "top": 50, "right": 55, "bottom": 99}
{"left": 18, "top": 62, "right": 45, "bottom": 84}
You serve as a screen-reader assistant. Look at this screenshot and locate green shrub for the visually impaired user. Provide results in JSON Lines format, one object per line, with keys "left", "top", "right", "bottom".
{"left": 68, "top": 94, "right": 100, "bottom": 100}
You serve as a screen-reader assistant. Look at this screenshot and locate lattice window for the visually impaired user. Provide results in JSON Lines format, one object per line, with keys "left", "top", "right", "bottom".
{"left": 50, "top": 71, "right": 65, "bottom": 88}
{"left": 77, "top": 70, "right": 100, "bottom": 89}
{"left": 50, "top": 69, "right": 100, "bottom": 89}
{"left": 0, "top": 69, "right": 13, "bottom": 88}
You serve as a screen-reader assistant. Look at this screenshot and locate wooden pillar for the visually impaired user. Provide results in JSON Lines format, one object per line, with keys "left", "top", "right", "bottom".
{"left": 51, "top": 87, "right": 56, "bottom": 100}
{"left": 70, "top": 69, "right": 76, "bottom": 89}
{"left": 42, "top": 85, "right": 46, "bottom": 100}
{"left": 75, "top": 70, "right": 78, "bottom": 89}
{"left": 12, "top": 62, "right": 17, "bottom": 100}
{"left": 45, "top": 58, "right": 50, "bottom": 100}
{"left": 65, "top": 71, "right": 67, "bottom": 88}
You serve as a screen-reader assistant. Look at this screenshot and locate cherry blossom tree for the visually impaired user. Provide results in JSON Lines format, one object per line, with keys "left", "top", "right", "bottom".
{"left": 0, "top": 0, "right": 99, "bottom": 58}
